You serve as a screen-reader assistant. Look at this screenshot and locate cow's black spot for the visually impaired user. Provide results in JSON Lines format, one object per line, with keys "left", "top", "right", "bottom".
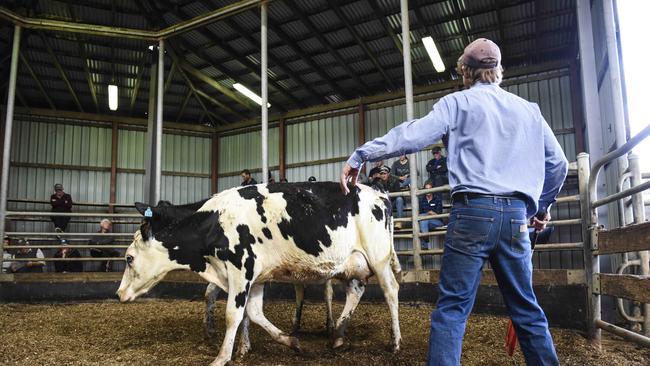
{"left": 371, "top": 204, "right": 383, "bottom": 222}
{"left": 234, "top": 282, "right": 251, "bottom": 308}
{"left": 262, "top": 227, "right": 272, "bottom": 240}
{"left": 380, "top": 197, "right": 392, "bottom": 230}
{"left": 238, "top": 186, "right": 267, "bottom": 223}
{"left": 267, "top": 182, "right": 360, "bottom": 256}
{"left": 257, "top": 237, "right": 263, "bottom": 244}
{"left": 216, "top": 224, "right": 256, "bottom": 281}
{"left": 154, "top": 210, "right": 228, "bottom": 272}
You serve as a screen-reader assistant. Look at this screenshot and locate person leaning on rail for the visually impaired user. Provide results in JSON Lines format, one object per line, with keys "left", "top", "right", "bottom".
{"left": 340, "top": 38, "right": 568, "bottom": 366}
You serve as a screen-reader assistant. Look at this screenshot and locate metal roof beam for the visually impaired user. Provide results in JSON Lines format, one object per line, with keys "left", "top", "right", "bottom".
{"left": 368, "top": 1, "right": 403, "bottom": 55}
{"left": 66, "top": 3, "right": 99, "bottom": 112}
{"left": 449, "top": 0, "right": 472, "bottom": 45}
{"left": 159, "top": 0, "right": 297, "bottom": 110}
{"left": 265, "top": 20, "right": 349, "bottom": 99}
{"left": 19, "top": 52, "right": 56, "bottom": 110}
{"left": 138, "top": 0, "right": 256, "bottom": 111}
{"left": 286, "top": 0, "right": 370, "bottom": 95}
{"left": 130, "top": 52, "right": 149, "bottom": 113}
{"left": 37, "top": 31, "right": 84, "bottom": 112}
{"left": 175, "top": 89, "right": 192, "bottom": 122}
{"left": 0, "top": 0, "right": 264, "bottom": 40}
{"left": 330, "top": 0, "right": 396, "bottom": 90}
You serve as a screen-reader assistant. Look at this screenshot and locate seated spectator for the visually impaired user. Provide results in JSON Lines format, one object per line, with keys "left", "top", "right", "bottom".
{"left": 419, "top": 182, "right": 444, "bottom": 250}
{"left": 2, "top": 237, "right": 13, "bottom": 273}
{"left": 308, "top": 176, "right": 317, "bottom": 183}
{"left": 391, "top": 155, "right": 414, "bottom": 189}
{"left": 240, "top": 169, "right": 258, "bottom": 186}
{"left": 367, "top": 160, "right": 387, "bottom": 183}
{"left": 371, "top": 166, "right": 405, "bottom": 228}
{"left": 54, "top": 239, "right": 83, "bottom": 273}
{"left": 425, "top": 147, "right": 448, "bottom": 187}
{"left": 89, "top": 219, "right": 118, "bottom": 272}
{"left": 9, "top": 239, "right": 45, "bottom": 273}
{"left": 50, "top": 183, "right": 73, "bottom": 232}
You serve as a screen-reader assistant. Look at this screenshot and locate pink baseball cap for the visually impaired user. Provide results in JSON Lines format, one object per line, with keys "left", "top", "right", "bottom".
{"left": 459, "top": 38, "right": 501, "bottom": 69}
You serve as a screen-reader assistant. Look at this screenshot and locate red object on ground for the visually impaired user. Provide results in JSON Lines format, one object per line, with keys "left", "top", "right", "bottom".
{"left": 505, "top": 319, "right": 518, "bottom": 356}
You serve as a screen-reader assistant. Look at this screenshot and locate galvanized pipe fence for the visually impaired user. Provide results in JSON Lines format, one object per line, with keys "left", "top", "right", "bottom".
{"left": 582, "top": 123, "right": 650, "bottom": 348}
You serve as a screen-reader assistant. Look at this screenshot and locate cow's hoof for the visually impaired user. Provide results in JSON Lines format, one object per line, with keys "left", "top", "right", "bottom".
{"left": 236, "top": 344, "right": 251, "bottom": 358}
{"left": 288, "top": 336, "right": 302, "bottom": 353}
{"left": 290, "top": 326, "right": 300, "bottom": 336}
{"left": 332, "top": 337, "right": 347, "bottom": 349}
{"left": 204, "top": 330, "right": 216, "bottom": 341}
{"left": 391, "top": 341, "right": 401, "bottom": 354}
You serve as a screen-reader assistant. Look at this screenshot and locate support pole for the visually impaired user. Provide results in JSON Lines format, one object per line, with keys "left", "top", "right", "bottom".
{"left": 211, "top": 132, "right": 219, "bottom": 194}
{"left": 0, "top": 25, "right": 21, "bottom": 270}
{"left": 401, "top": 0, "right": 421, "bottom": 272}
{"left": 261, "top": 2, "right": 269, "bottom": 184}
{"left": 576, "top": 0, "right": 604, "bottom": 164}
{"left": 279, "top": 118, "right": 286, "bottom": 181}
{"left": 154, "top": 39, "right": 164, "bottom": 203}
{"left": 578, "top": 152, "right": 600, "bottom": 346}
{"left": 629, "top": 154, "right": 650, "bottom": 336}
{"left": 109, "top": 122, "right": 118, "bottom": 213}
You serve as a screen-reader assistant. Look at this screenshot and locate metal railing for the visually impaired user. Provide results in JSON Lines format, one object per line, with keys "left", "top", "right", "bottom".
{"left": 582, "top": 123, "right": 650, "bottom": 348}
{"left": 387, "top": 173, "right": 584, "bottom": 271}
{"left": 1, "top": 211, "right": 138, "bottom": 269}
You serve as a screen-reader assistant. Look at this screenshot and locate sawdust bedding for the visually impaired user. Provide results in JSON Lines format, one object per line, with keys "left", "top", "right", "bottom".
{"left": 0, "top": 300, "right": 648, "bottom": 365}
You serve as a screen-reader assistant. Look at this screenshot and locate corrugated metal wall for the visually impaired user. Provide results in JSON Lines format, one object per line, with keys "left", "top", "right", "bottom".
{"left": 217, "top": 127, "right": 279, "bottom": 190}
{"left": 6, "top": 115, "right": 213, "bottom": 272}
{"left": 4, "top": 68, "right": 583, "bottom": 272}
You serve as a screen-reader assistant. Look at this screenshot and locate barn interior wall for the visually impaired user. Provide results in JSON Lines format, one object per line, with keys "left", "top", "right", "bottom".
{"left": 5, "top": 64, "right": 583, "bottom": 272}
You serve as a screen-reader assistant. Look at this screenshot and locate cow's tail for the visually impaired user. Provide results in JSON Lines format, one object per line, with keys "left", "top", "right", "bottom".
{"left": 388, "top": 215, "right": 402, "bottom": 275}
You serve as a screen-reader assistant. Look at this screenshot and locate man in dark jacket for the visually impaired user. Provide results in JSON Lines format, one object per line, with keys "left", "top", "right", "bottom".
{"left": 50, "top": 183, "right": 73, "bottom": 231}
{"left": 54, "top": 239, "right": 83, "bottom": 272}
{"left": 426, "top": 147, "right": 448, "bottom": 187}
{"left": 240, "top": 169, "right": 258, "bottom": 186}
{"left": 89, "top": 219, "right": 118, "bottom": 272}
{"left": 419, "top": 183, "right": 444, "bottom": 250}
{"left": 371, "top": 166, "right": 405, "bottom": 228}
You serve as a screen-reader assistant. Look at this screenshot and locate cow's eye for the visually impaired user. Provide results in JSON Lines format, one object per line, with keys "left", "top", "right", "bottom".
{"left": 126, "top": 255, "right": 134, "bottom": 265}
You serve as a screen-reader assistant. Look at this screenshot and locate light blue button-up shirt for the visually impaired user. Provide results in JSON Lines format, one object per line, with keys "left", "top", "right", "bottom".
{"left": 347, "top": 82, "right": 569, "bottom": 217}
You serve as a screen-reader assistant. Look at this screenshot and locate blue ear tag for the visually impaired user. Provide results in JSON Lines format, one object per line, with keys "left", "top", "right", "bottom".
{"left": 144, "top": 207, "right": 153, "bottom": 217}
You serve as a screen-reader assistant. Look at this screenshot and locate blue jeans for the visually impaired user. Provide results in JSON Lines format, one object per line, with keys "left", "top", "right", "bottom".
{"left": 399, "top": 177, "right": 411, "bottom": 188}
{"left": 427, "top": 196, "right": 559, "bottom": 366}
{"left": 420, "top": 218, "right": 443, "bottom": 249}
{"left": 394, "top": 196, "right": 405, "bottom": 218}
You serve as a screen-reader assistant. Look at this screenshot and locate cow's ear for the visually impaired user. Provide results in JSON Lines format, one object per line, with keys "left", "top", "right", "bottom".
{"left": 135, "top": 202, "right": 150, "bottom": 216}
{"left": 139, "top": 221, "right": 152, "bottom": 243}
{"left": 157, "top": 200, "right": 173, "bottom": 207}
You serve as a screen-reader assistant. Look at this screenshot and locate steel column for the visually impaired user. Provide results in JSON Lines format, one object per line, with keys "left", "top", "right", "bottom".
{"left": 603, "top": 0, "right": 628, "bottom": 177}
{"left": 629, "top": 154, "right": 650, "bottom": 336}
{"left": 109, "top": 122, "right": 118, "bottom": 213}
{"left": 154, "top": 39, "right": 164, "bottom": 203}
{"left": 211, "top": 132, "right": 219, "bottom": 194}
{"left": 0, "top": 25, "right": 21, "bottom": 270}
{"left": 401, "top": 0, "right": 421, "bottom": 271}
{"left": 576, "top": 0, "right": 604, "bottom": 164}
{"left": 578, "top": 152, "right": 600, "bottom": 345}
{"left": 279, "top": 119, "right": 286, "bottom": 181}
{"left": 261, "top": 1, "right": 269, "bottom": 183}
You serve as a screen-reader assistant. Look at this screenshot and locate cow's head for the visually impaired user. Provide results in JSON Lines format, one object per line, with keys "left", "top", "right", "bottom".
{"left": 116, "top": 225, "right": 189, "bottom": 302}
{"left": 117, "top": 200, "right": 226, "bottom": 302}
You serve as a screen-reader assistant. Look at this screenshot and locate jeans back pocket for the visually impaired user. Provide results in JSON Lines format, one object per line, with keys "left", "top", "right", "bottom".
{"left": 449, "top": 214, "right": 494, "bottom": 255}
{"left": 510, "top": 218, "right": 530, "bottom": 254}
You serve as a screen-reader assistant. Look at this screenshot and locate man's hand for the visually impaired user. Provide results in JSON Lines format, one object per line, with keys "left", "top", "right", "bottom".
{"left": 340, "top": 163, "right": 360, "bottom": 194}
{"left": 531, "top": 212, "right": 551, "bottom": 232}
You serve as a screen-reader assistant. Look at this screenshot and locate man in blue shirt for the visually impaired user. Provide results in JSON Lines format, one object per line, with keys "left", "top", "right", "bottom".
{"left": 340, "top": 38, "right": 567, "bottom": 366}
{"left": 419, "top": 182, "right": 444, "bottom": 250}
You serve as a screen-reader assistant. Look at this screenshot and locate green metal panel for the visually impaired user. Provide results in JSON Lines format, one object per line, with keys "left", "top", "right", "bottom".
{"left": 117, "top": 129, "right": 145, "bottom": 169}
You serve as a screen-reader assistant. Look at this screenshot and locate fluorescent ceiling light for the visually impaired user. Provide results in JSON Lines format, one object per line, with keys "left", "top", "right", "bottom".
{"left": 422, "top": 36, "right": 445, "bottom": 73}
{"left": 233, "top": 83, "right": 270, "bottom": 107}
{"left": 108, "top": 84, "right": 118, "bottom": 111}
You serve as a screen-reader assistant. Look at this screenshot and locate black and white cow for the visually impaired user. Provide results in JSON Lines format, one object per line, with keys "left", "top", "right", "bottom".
{"left": 117, "top": 182, "right": 401, "bottom": 366}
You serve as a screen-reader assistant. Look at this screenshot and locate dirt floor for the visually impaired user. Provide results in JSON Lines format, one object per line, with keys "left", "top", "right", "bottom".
{"left": 0, "top": 300, "right": 648, "bottom": 366}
